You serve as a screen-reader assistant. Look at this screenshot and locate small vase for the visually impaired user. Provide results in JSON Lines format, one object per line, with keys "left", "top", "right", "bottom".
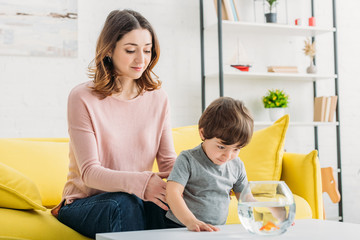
{"left": 306, "top": 59, "right": 317, "bottom": 74}
{"left": 269, "top": 108, "right": 285, "bottom": 121}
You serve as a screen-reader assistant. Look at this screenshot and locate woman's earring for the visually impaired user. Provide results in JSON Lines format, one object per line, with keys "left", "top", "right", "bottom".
{"left": 106, "top": 56, "right": 112, "bottom": 63}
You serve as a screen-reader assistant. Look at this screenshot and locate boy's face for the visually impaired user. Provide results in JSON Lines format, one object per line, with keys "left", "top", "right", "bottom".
{"left": 199, "top": 129, "right": 240, "bottom": 165}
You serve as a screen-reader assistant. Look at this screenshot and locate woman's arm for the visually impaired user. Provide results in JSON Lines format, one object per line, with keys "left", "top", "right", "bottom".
{"left": 166, "top": 181, "right": 219, "bottom": 232}
{"left": 156, "top": 91, "right": 176, "bottom": 173}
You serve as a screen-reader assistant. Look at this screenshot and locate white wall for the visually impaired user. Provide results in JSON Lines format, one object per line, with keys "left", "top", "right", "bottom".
{"left": 0, "top": 0, "right": 202, "bottom": 137}
{"left": 0, "top": 0, "right": 359, "bottom": 223}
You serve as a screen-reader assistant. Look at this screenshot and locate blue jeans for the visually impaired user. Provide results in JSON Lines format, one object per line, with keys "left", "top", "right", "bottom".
{"left": 58, "top": 192, "right": 169, "bottom": 238}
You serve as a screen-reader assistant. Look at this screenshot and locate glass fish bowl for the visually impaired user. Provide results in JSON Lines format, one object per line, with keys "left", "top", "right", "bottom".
{"left": 238, "top": 181, "right": 295, "bottom": 236}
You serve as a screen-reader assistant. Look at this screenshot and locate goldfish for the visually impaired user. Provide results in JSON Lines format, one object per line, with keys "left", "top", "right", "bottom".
{"left": 259, "top": 221, "right": 280, "bottom": 231}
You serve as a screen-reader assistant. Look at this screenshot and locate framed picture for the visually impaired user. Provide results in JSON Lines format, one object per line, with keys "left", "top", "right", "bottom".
{"left": 0, "top": 0, "right": 77, "bottom": 57}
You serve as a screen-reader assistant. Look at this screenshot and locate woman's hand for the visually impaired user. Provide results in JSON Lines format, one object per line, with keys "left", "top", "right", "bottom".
{"left": 185, "top": 219, "right": 220, "bottom": 232}
{"left": 144, "top": 172, "right": 170, "bottom": 210}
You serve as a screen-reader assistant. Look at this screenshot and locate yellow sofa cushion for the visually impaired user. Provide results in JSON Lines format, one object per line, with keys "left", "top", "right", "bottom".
{"left": 281, "top": 150, "right": 323, "bottom": 219}
{"left": 0, "top": 139, "right": 69, "bottom": 207}
{"left": 0, "top": 162, "right": 46, "bottom": 211}
{"left": 172, "top": 125, "right": 202, "bottom": 155}
{"left": 0, "top": 208, "right": 90, "bottom": 240}
{"left": 239, "top": 115, "right": 289, "bottom": 181}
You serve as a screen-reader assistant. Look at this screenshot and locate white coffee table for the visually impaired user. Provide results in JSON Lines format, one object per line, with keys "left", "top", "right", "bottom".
{"left": 96, "top": 219, "right": 359, "bottom": 240}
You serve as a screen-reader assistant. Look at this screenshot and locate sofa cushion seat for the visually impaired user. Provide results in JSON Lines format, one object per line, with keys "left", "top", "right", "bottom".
{"left": 0, "top": 208, "right": 90, "bottom": 240}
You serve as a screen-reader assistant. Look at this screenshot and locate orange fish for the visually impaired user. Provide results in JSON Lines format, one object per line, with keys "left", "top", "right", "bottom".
{"left": 259, "top": 221, "right": 280, "bottom": 231}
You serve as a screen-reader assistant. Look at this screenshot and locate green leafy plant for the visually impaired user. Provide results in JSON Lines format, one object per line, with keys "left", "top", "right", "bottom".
{"left": 266, "top": 0, "right": 278, "bottom": 13}
{"left": 262, "top": 89, "right": 289, "bottom": 108}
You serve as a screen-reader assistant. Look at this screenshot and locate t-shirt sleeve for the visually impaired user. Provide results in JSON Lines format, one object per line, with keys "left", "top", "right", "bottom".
{"left": 167, "top": 151, "right": 191, "bottom": 187}
{"left": 233, "top": 159, "right": 248, "bottom": 193}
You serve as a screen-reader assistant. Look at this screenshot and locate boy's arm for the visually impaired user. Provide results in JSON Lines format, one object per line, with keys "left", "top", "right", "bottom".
{"left": 166, "top": 181, "right": 219, "bottom": 232}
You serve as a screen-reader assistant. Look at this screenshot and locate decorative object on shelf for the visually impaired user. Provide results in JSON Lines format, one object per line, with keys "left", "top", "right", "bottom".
{"left": 303, "top": 38, "right": 317, "bottom": 74}
{"left": 231, "top": 65, "right": 251, "bottom": 71}
{"left": 308, "top": 16, "right": 316, "bottom": 26}
{"left": 253, "top": 0, "right": 288, "bottom": 24}
{"left": 264, "top": 0, "right": 278, "bottom": 23}
{"left": 229, "top": 39, "right": 253, "bottom": 72}
{"left": 262, "top": 89, "right": 289, "bottom": 121}
{"left": 295, "top": 18, "right": 302, "bottom": 26}
{"left": 267, "top": 66, "right": 298, "bottom": 73}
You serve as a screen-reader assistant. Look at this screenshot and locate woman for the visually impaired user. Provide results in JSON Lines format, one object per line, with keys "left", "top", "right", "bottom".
{"left": 51, "top": 9, "right": 177, "bottom": 238}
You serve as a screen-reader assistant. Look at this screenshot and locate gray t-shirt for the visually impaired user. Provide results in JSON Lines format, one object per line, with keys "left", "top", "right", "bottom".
{"left": 166, "top": 144, "right": 248, "bottom": 226}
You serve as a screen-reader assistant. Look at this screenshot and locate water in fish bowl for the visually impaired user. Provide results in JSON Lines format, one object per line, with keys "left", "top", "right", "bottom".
{"left": 238, "top": 181, "right": 296, "bottom": 236}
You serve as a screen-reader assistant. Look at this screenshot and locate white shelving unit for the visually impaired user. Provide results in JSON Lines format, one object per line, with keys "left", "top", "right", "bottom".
{"left": 255, "top": 121, "right": 339, "bottom": 127}
{"left": 205, "top": 20, "right": 336, "bottom": 36}
{"left": 206, "top": 69, "right": 337, "bottom": 82}
{"left": 199, "top": 0, "right": 342, "bottom": 221}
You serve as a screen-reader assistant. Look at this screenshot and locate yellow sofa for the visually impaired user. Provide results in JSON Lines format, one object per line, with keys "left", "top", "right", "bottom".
{"left": 0, "top": 115, "right": 323, "bottom": 240}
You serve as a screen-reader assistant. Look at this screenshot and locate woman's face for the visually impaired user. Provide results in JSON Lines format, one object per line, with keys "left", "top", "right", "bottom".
{"left": 110, "top": 28, "right": 152, "bottom": 81}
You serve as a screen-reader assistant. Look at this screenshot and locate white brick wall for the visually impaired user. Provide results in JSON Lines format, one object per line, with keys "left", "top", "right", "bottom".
{"left": 0, "top": 0, "right": 359, "bottom": 223}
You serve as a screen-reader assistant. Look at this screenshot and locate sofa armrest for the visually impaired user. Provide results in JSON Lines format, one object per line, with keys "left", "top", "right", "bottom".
{"left": 281, "top": 150, "right": 324, "bottom": 219}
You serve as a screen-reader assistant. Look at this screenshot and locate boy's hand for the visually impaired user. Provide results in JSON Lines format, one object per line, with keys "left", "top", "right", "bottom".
{"left": 185, "top": 219, "right": 220, "bottom": 232}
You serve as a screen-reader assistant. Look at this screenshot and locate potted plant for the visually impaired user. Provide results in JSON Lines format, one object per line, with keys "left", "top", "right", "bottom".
{"left": 303, "top": 38, "right": 317, "bottom": 73}
{"left": 262, "top": 89, "right": 289, "bottom": 121}
{"left": 265, "top": 0, "right": 278, "bottom": 23}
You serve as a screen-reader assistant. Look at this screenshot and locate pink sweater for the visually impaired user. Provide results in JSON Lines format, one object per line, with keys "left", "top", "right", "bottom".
{"left": 62, "top": 81, "right": 176, "bottom": 204}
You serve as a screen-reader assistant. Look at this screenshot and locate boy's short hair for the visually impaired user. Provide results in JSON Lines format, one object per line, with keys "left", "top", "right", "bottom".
{"left": 198, "top": 97, "right": 254, "bottom": 148}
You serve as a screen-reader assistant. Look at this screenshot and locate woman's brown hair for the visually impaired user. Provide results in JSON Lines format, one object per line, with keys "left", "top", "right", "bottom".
{"left": 88, "top": 9, "right": 161, "bottom": 99}
{"left": 198, "top": 97, "right": 254, "bottom": 148}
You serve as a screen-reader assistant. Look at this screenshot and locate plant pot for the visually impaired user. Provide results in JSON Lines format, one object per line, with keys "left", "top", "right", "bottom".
{"left": 268, "top": 108, "right": 285, "bottom": 121}
{"left": 265, "top": 13, "right": 277, "bottom": 23}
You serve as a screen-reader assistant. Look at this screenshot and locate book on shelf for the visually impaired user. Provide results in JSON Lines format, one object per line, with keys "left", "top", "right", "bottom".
{"left": 223, "top": 0, "right": 235, "bottom": 21}
{"left": 328, "top": 95, "right": 338, "bottom": 122}
{"left": 213, "top": 0, "right": 240, "bottom": 21}
{"left": 228, "top": 0, "right": 240, "bottom": 21}
{"left": 313, "top": 95, "right": 338, "bottom": 122}
{"left": 324, "top": 96, "right": 332, "bottom": 121}
{"left": 314, "top": 96, "right": 327, "bottom": 122}
{"left": 232, "top": 0, "right": 241, "bottom": 21}
{"left": 267, "top": 66, "right": 299, "bottom": 73}
{"left": 213, "top": 0, "right": 229, "bottom": 20}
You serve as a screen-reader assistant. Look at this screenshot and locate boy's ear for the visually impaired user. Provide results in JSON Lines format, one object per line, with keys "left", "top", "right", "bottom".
{"left": 199, "top": 128, "right": 205, "bottom": 141}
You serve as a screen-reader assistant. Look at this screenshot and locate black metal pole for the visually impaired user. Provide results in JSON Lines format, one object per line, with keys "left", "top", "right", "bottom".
{"left": 332, "top": 0, "right": 343, "bottom": 222}
{"left": 200, "top": 0, "right": 206, "bottom": 112}
{"left": 217, "top": 0, "right": 224, "bottom": 97}
{"left": 311, "top": 1, "right": 319, "bottom": 153}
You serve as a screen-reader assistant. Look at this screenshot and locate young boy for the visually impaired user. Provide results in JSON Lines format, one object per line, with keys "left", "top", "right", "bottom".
{"left": 165, "top": 97, "right": 254, "bottom": 232}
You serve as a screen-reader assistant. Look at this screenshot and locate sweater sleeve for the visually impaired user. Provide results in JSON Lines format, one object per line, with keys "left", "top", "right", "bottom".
{"left": 67, "top": 87, "right": 153, "bottom": 200}
{"left": 155, "top": 92, "right": 177, "bottom": 173}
